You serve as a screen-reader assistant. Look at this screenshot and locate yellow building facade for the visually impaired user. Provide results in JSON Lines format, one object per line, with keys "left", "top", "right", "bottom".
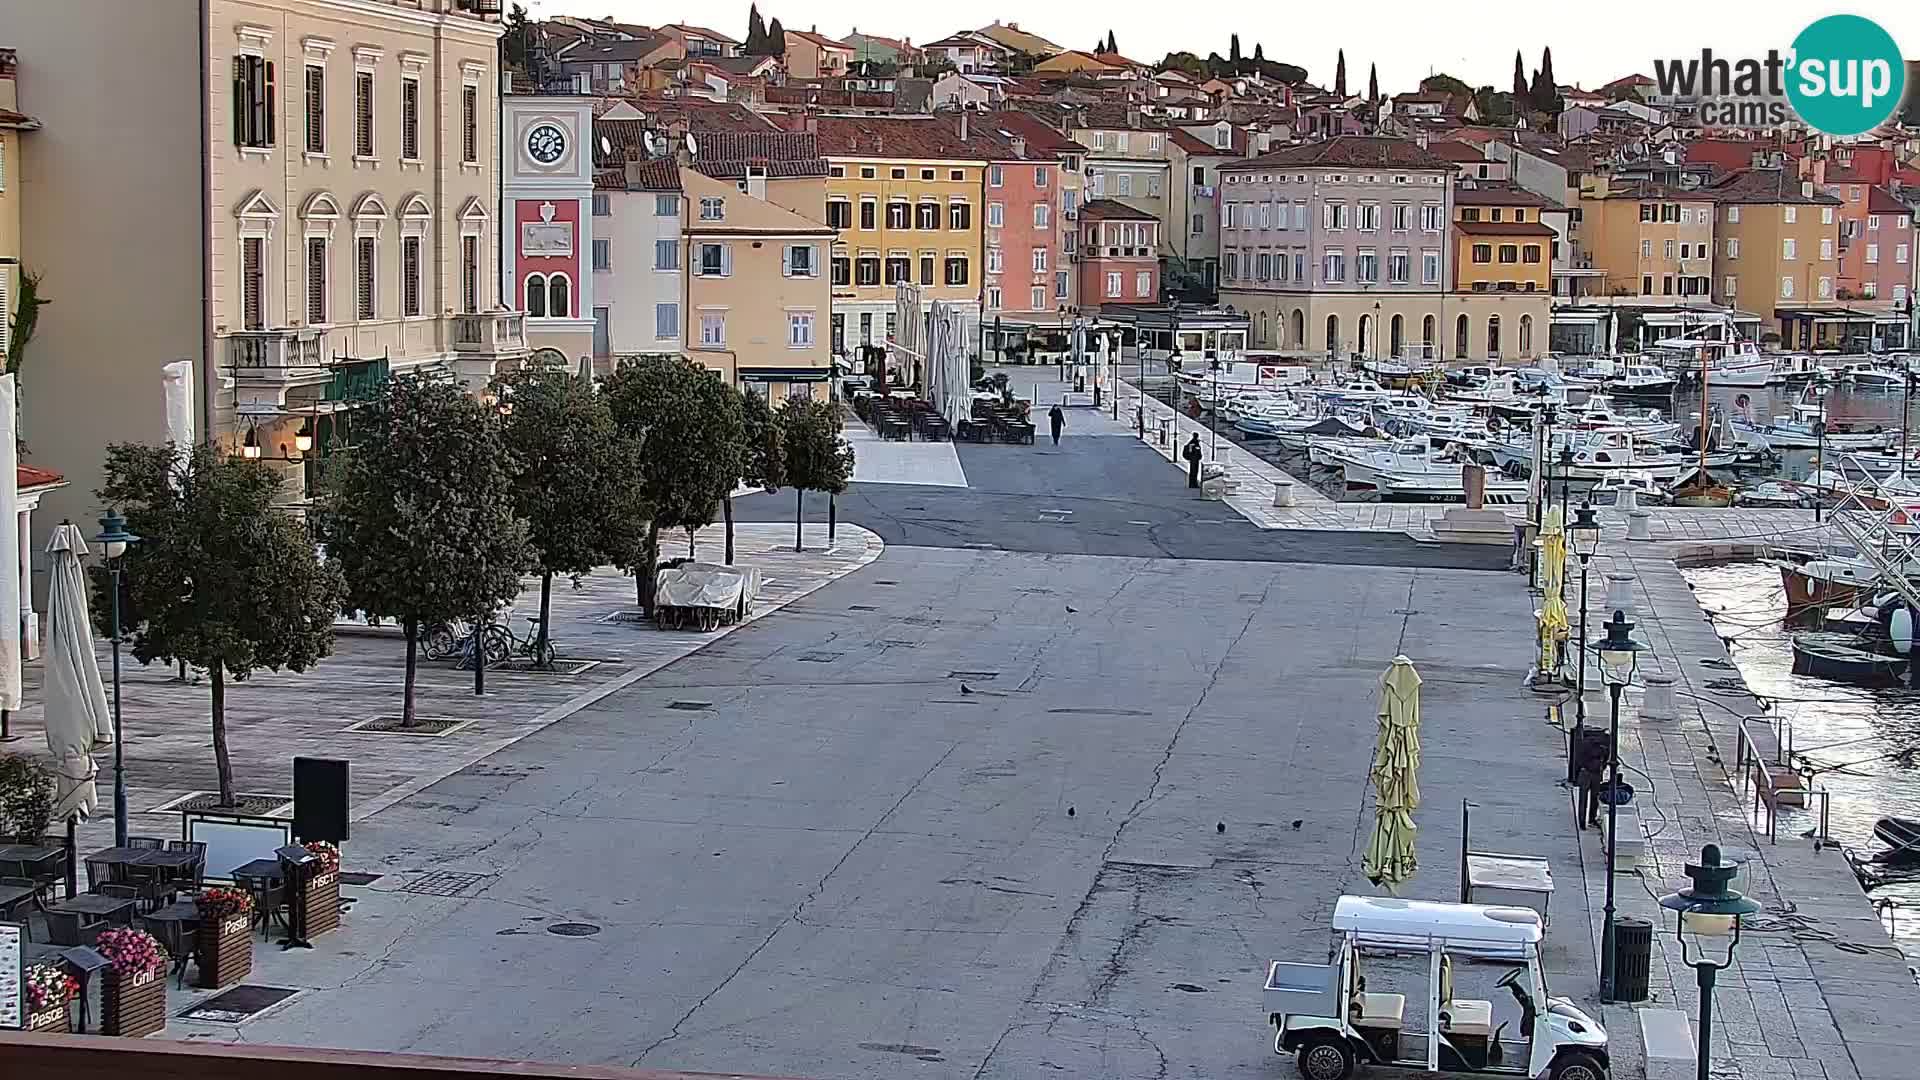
{"left": 681, "top": 167, "right": 836, "bottom": 402}
{"left": 1703, "top": 168, "right": 1843, "bottom": 346}
{"left": 1574, "top": 177, "right": 1716, "bottom": 301}
{"left": 817, "top": 117, "right": 987, "bottom": 357}
{"left": 0, "top": 49, "right": 35, "bottom": 366}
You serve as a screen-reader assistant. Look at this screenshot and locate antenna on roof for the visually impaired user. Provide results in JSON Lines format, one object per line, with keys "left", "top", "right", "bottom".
{"left": 643, "top": 130, "right": 662, "bottom": 157}
{"left": 684, "top": 132, "right": 699, "bottom": 158}
{"left": 600, "top": 134, "right": 613, "bottom": 159}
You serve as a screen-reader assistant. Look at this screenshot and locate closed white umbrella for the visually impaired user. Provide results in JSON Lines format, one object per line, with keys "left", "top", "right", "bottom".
{"left": 42, "top": 523, "right": 112, "bottom": 822}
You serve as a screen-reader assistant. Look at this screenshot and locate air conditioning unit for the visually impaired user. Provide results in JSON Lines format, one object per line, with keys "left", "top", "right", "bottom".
{"left": 1063, "top": 208, "right": 1078, "bottom": 221}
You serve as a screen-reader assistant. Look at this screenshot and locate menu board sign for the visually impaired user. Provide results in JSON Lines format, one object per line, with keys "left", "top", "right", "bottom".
{"left": 0, "top": 921, "right": 22, "bottom": 1029}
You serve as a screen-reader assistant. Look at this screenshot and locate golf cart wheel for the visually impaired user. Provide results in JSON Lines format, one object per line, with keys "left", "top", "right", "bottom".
{"left": 1548, "top": 1051, "right": 1608, "bottom": 1080}
{"left": 1296, "top": 1034, "right": 1355, "bottom": 1080}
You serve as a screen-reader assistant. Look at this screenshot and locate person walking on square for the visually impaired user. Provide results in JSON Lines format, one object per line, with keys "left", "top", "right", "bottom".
{"left": 1183, "top": 433, "right": 1203, "bottom": 488}
{"left": 1048, "top": 404, "right": 1065, "bottom": 446}
{"left": 1575, "top": 726, "right": 1612, "bottom": 829}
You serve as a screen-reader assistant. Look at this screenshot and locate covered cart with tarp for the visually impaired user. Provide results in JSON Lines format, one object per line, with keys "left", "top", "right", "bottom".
{"left": 653, "top": 561, "right": 763, "bottom": 632}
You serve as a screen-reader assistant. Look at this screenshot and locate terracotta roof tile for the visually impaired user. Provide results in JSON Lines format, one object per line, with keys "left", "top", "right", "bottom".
{"left": 17, "top": 465, "right": 64, "bottom": 489}
{"left": 1426, "top": 141, "right": 1486, "bottom": 163}
{"left": 1867, "top": 186, "right": 1912, "bottom": 216}
{"left": 1218, "top": 135, "right": 1451, "bottom": 172}
{"left": 1705, "top": 167, "right": 1842, "bottom": 205}
{"left": 815, "top": 115, "right": 1032, "bottom": 161}
{"left": 0, "top": 107, "right": 40, "bottom": 129}
{"left": 785, "top": 28, "right": 852, "bottom": 49}
{"left": 1454, "top": 219, "right": 1558, "bottom": 237}
{"left": 664, "top": 23, "right": 739, "bottom": 45}
{"left": 984, "top": 110, "right": 1080, "bottom": 155}
{"left": 1454, "top": 183, "right": 1561, "bottom": 209}
{"left": 1080, "top": 198, "right": 1156, "bottom": 221}
{"left": 690, "top": 131, "right": 830, "bottom": 178}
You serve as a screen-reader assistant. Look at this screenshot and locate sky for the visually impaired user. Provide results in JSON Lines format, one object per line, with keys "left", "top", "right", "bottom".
{"left": 522, "top": 1, "right": 1920, "bottom": 93}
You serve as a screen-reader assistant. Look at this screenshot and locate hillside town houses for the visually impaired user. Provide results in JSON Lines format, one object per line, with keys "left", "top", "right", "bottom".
{"left": 6, "top": 1, "right": 1920, "bottom": 579}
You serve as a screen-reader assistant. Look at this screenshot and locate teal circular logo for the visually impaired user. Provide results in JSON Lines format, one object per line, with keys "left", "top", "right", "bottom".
{"left": 1786, "top": 15, "right": 1905, "bottom": 136}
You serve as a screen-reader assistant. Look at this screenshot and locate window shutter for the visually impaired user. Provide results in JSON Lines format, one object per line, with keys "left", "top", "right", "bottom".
{"left": 232, "top": 57, "right": 247, "bottom": 144}
{"left": 0, "top": 273, "right": 10, "bottom": 357}
{"left": 265, "top": 61, "right": 276, "bottom": 146}
{"left": 721, "top": 244, "right": 733, "bottom": 276}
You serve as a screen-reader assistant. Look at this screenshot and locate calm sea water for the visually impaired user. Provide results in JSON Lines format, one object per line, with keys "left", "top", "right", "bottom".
{"left": 1682, "top": 562, "right": 1920, "bottom": 961}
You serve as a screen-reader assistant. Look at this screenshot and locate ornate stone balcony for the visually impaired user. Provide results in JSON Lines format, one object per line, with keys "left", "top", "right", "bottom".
{"left": 452, "top": 309, "right": 529, "bottom": 357}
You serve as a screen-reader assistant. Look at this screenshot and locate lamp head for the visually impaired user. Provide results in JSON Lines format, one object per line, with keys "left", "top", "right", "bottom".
{"left": 1659, "top": 844, "right": 1762, "bottom": 946}
{"left": 1569, "top": 502, "right": 1602, "bottom": 558}
{"left": 1591, "top": 608, "right": 1644, "bottom": 687}
{"left": 95, "top": 510, "right": 139, "bottom": 560}
{"left": 294, "top": 422, "right": 314, "bottom": 454}
{"left": 241, "top": 426, "right": 262, "bottom": 460}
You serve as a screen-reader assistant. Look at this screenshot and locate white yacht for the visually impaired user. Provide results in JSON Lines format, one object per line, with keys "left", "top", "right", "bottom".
{"left": 1731, "top": 402, "right": 1893, "bottom": 451}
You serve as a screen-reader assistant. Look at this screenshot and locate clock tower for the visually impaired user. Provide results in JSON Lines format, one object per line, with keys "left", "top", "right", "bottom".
{"left": 502, "top": 93, "right": 596, "bottom": 364}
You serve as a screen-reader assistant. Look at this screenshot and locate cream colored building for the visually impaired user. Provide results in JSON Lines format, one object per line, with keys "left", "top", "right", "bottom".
{"left": 681, "top": 167, "right": 836, "bottom": 401}
{"left": 10, "top": 0, "right": 521, "bottom": 545}
{"left": 1, "top": 47, "right": 36, "bottom": 373}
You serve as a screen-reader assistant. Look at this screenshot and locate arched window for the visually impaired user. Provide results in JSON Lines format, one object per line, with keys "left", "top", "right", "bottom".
{"left": 1487, "top": 315, "right": 1502, "bottom": 357}
{"left": 1519, "top": 314, "right": 1534, "bottom": 356}
{"left": 1259, "top": 311, "right": 1270, "bottom": 346}
{"left": 1454, "top": 314, "right": 1469, "bottom": 359}
{"left": 1292, "top": 309, "right": 1306, "bottom": 350}
{"left": 1357, "top": 313, "right": 1372, "bottom": 358}
{"left": 548, "top": 273, "right": 571, "bottom": 319}
{"left": 1389, "top": 314, "right": 1404, "bottom": 358}
{"left": 1326, "top": 314, "right": 1341, "bottom": 357}
{"left": 525, "top": 273, "right": 547, "bottom": 317}
{"left": 1422, "top": 314, "right": 1436, "bottom": 353}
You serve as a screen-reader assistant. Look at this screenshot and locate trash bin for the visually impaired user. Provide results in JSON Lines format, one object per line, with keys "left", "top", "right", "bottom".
{"left": 1611, "top": 916, "right": 1653, "bottom": 1003}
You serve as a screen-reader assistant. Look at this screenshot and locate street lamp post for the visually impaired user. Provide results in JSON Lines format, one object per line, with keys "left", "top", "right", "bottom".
{"left": 1209, "top": 355, "right": 1223, "bottom": 461}
{"left": 94, "top": 510, "right": 140, "bottom": 847}
{"left": 1592, "top": 609, "right": 1645, "bottom": 1001}
{"left": 1567, "top": 503, "right": 1602, "bottom": 784}
{"left": 1558, "top": 444, "right": 1576, "bottom": 525}
{"left": 1659, "top": 845, "right": 1764, "bottom": 1080}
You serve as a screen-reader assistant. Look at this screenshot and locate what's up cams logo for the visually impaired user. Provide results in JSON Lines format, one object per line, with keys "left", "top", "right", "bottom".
{"left": 1653, "top": 14, "right": 1907, "bottom": 136}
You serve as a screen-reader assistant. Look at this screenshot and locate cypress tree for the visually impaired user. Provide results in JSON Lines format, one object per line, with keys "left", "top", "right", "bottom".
{"left": 745, "top": 5, "right": 765, "bottom": 54}
{"left": 1334, "top": 49, "right": 1347, "bottom": 97}
{"left": 1512, "top": 50, "right": 1528, "bottom": 100}
{"left": 1368, "top": 64, "right": 1379, "bottom": 110}
{"left": 1230, "top": 34, "right": 1241, "bottom": 66}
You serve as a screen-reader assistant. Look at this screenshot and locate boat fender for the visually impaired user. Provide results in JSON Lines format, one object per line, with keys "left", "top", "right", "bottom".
{"left": 1893, "top": 606, "right": 1915, "bottom": 656}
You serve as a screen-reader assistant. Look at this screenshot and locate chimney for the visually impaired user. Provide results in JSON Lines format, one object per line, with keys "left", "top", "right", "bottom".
{"left": 959, "top": 110, "right": 969, "bottom": 141}
{"left": 1810, "top": 156, "right": 1825, "bottom": 186}
{"left": 1126, "top": 104, "right": 1141, "bottom": 129}
{"left": 1802, "top": 180, "right": 1814, "bottom": 199}
{"left": 1415, "top": 130, "right": 1428, "bottom": 149}
{"left": 1012, "top": 135, "right": 1026, "bottom": 157}
{"left": 806, "top": 110, "right": 819, "bottom": 135}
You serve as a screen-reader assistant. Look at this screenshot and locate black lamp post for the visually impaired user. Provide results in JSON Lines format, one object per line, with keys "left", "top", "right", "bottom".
{"left": 94, "top": 510, "right": 140, "bottom": 847}
{"left": 1566, "top": 503, "right": 1602, "bottom": 783}
{"left": 1558, "top": 444, "right": 1576, "bottom": 524}
{"left": 1592, "top": 609, "right": 1644, "bottom": 1001}
{"left": 1659, "top": 845, "right": 1763, "bottom": 1080}
{"left": 1208, "top": 354, "right": 1223, "bottom": 460}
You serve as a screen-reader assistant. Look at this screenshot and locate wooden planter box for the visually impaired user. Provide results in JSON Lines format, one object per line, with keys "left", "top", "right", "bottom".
{"left": 296, "top": 869, "right": 342, "bottom": 938}
{"left": 195, "top": 912, "right": 254, "bottom": 989}
{"left": 100, "top": 968, "right": 166, "bottom": 1038}
{"left": 26, "top": 1003, "right": 71, "bottom": 1033}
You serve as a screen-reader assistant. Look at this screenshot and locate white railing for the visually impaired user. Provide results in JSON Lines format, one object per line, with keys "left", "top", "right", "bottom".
{"left": 227, "top": 328, "right": 325, "bottom": 374}
{"left": 451, "top": 310, "right": 529, "bottom": 354}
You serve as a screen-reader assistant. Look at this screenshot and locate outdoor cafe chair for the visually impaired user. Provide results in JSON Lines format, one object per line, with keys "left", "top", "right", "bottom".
{"left": 139, "top": 912, "right": 196, "bottom": 987}
{"left": 44, "top": 910, "right": 101, "bottom": 948}
{"left": 83, "top": 855, "right": 119, "bottom": 893}
{"left": 127, "top": 836, "right": 165, "bottom": 850}
{"left": 0, "top": 877, "right": 39, "bottom": 935}
{"left": 233, "top": 868, "right": 287, "bottom": 938}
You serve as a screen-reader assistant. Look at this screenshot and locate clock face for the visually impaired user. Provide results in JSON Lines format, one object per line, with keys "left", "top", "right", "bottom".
{"left": 527, "top": 123, "right": 566, "bottom": 165}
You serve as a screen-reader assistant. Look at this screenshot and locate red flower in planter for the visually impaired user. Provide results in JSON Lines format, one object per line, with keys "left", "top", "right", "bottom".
{"left": 95, "top": 927, "right": 170, "bottom": 979}
{"left": 196, "top": 886, "right": 255, "bottom": 920}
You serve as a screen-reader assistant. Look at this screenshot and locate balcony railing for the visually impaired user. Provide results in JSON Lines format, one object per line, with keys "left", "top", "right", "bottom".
{"left": 452, "top": 310, "right": 529, "bottom": 355}
{"left": 227, "top": 327, "right": 326, "bottom": 379}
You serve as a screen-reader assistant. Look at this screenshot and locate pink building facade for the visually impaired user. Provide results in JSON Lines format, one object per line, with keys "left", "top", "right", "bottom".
{"left": 1076, "top": 198, "right": 1159, "bottom": 312}
{"left": 983, "top": 155, "right": 1060, "bottom": 321}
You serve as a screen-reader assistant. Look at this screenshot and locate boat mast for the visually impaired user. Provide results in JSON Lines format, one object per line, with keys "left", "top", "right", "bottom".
{"left": 1698, "top": 342, "right": 1710, "bottom": 479}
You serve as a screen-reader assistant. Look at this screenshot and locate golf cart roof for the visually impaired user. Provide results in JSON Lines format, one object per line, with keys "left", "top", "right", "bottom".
{"left": 1333, "top": 895, "right": 1543, "bottom": 949}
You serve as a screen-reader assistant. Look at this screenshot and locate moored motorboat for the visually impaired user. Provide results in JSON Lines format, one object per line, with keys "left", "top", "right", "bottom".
{"left": 1790, "top": 631, "right": 1910, "bottom": 683}
{"left": 1873, "top": 816, "right": 1920, "bottom": 859}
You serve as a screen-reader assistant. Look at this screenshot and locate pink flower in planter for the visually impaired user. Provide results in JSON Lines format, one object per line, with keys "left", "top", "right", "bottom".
{"left": 95, "top": 927, "right": 170, "bottom": 978}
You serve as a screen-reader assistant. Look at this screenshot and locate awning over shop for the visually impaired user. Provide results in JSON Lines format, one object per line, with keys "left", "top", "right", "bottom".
{"left": 738, "top": 367, "right": 832, "bottom": 382}
{"left": 1774, "top": 305, "right": 1894, "bottom": 324}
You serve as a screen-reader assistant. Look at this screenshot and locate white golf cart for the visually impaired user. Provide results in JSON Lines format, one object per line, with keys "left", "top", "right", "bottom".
{"left": 1265, "top": 896, "right": 1608, "bottom": 1080}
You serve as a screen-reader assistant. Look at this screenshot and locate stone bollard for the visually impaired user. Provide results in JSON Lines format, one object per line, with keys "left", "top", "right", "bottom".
{"left": 1605, "top": 571, "right": 1637, "bottom": 618}
{"left": 1627, "top": 509, "right": 1653, "bottom": 541}
{"left": 1158, "top": 418, "right": 1173, "bottom": 446}
{"left": 1616, "top": 485, "right": 1639, "bottom": 512}
{"left": 1641, "top": 673, "right": 1676, "bottom": 721}
{"left": 1273, "top": 480, "right": 1294, "bottom": 508}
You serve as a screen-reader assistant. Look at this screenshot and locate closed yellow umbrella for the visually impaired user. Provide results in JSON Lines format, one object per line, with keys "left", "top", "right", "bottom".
{"left": 1364, "top": 656, "right": 1422, "bottom": 893}
{"left": 1538, "top": 506, "right": 1569, "bottom": 677}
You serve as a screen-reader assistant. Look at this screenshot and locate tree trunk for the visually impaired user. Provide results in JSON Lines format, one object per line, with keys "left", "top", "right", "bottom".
{"left": 536, "top": 571, "right": 553, "bottom": 667}
{"left": 723, "top": 494, "right": 735, "bottom": 565}
{"left": 402, "top": 617, "right": 419, "bottom": 726}
{"left": 795, "top": 488, "right": 805, "bottom": 552}
{"left": 639, "top": 523, "right": 661, "bottom": 618}
{"left": 210, "top": 666, "right": 235, "bottom": 808}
